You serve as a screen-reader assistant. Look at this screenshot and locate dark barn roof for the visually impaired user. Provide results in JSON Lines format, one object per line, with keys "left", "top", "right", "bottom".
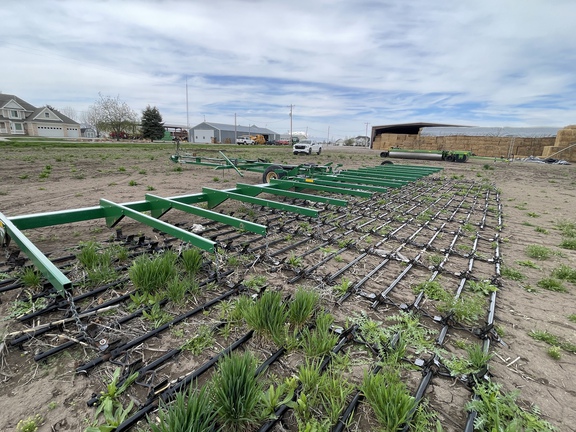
{"left": 370, "top": 123, "right": 467, "bottom": 149}
{"left": 373, "top": 122, "right": 466, "bottom": 135}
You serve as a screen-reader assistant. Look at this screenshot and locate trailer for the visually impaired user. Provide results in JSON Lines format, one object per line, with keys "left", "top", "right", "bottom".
{"left": 170, "top": 149, "right": 342, "bottom": 183}
{"left": 380, "top": 148, "right": 472, "bottom": 163}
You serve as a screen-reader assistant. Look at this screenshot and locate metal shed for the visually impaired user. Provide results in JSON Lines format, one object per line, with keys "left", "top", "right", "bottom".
{"left": 189, "top": 122, "right": 280, "bottom": 144}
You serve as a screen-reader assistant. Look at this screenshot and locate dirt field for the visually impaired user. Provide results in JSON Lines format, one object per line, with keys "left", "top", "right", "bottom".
{"left": 1, "top": 141, "right": 575, "bottom": 432}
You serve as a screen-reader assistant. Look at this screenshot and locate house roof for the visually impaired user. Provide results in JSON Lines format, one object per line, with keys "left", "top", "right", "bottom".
{"left": 0, "top": 93, "right": 79, "bottom": 124}
{"left": 0, "top": 93, "right": 37, "bottom": 112}
{"left": 192, "top": 121, "right": 279, "bottom": 135}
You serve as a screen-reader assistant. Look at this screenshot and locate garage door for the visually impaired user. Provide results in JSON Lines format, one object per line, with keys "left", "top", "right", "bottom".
{"left": 193, "top": 129, "right": 214, "bottom": 143}
{"left": 67, "top": 127, "right": 80, "bottom": 138}
{"left": 37, "top": 126, "right": 64, "bottom": 137}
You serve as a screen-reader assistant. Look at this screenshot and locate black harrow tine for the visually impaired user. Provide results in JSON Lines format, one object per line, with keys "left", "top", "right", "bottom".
{"left": 115, "top": 330, "right": 254, "bottom": 432}
{"left": 75, "top": 284, "right": 242, "bottom": 374}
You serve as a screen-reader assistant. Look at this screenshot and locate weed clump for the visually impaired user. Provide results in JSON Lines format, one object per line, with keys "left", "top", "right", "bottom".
{"left": 361, "top": 369, "right": 416, "bottom": 431}
{"left": 525, "top": 244, "right": 552, "bottom": 260}
{"left": 536, "top": 278, "right": 567, "bottom": 293}
{"left": 466, "top": 381, "right": 556, "bottom": 431}
{"left": 211, "top": 352, "right": 263, "bottom": 431}
{"left": 501, "top": 266, "right": 525, "bottom": 281}
{"left": 129, "top": 251, "right": 178, "bottom": 294}
{"left": 149, "top": 385, "right": 215, "bottom": 432}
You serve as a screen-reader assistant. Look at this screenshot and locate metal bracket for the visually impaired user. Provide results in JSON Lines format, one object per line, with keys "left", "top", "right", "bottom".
{"left": 100, "top": 199, "right": 216, "bottom": 252}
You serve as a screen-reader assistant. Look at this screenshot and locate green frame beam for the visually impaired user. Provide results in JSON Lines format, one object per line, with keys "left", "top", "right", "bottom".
{"left": 291, "top": 177, "right": 389, "bottom": 193}
{"left": 343, "top": 170, "right": 421, "bottom": 181}
{"left": 312, "top": 174, "right": 403, "bottom": 189}
{"left": 0, "top": 212, "right": 72, "bottom": 295}
{"left": 202, "top": 187, "right": 318, "bottom": 218}
{"left": 100, "top": 199, "right": 216, "bottom": 252}
{"left": 329, "top": 172, "right": 408, "bottom": 187}
{"left": 235, "top": 183, "right": 348, "bottom": 207}
{"left": 268, "top": 178, "right": 373, "bottom": 198}
{"left": 145, "top": 194, "right": 267, "bottom": 236}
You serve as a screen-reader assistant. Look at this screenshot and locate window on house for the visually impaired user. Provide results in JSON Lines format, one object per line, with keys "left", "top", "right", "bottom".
{"left": 10, "top": 110, "right": 19, "bottom": 119}
{"left": 14, "top": 123, "right": 23, "bottom": 131}
{"left": 45, "top": 112, "right": 50, "bottom": 118}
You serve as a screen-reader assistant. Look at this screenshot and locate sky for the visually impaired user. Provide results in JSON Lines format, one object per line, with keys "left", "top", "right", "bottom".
{"left": 2, "top": 0, "right": 575, "bottom": 140}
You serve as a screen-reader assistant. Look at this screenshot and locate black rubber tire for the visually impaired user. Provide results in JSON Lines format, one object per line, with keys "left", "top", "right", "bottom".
{"left": 446, "top": 155, "right": 455, "bottom": 162}
{"left": 262, "top": 165, "right": 286, "bottom": 183}
{"left": 293, "top": 151, "right": 298, "bottom": 155}
{"left": 317, "top": 148, "right": 322, "bottom": 155}
{"left": 381, "top": 160, "right": 394, "bottom": 165}
{"left": 380, "top": 151, "right": 389, "bottom": 158}
{"left": 308, "top": 148, "right": 312, "bottom": 155}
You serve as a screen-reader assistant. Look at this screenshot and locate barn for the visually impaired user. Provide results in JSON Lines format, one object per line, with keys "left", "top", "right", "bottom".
{"left": 189, "top": 122, "right": 280, "bottom": 144}
{"left": 370, "top": 123, "right": 575, "bottom": 161}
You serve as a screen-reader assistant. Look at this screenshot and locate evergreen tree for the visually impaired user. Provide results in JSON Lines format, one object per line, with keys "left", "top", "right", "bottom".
{"left": 141, "top": 105, "right": 165, "bottom": 142}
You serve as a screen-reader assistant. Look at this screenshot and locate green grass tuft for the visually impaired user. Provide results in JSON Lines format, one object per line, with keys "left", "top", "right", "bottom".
{"left": 525, "top": 244, "right": 553, "bottom": 260}
{"left": 536, "top": 278, "right": 567, "bottom": 293}
{"left": 516, "top": 260, "right": 540, "bottom": 269}
{"left": 129, "top": 251, "right": 178, "bottom": 294}
{"left": 211, "top": 351, "right": 263, "bottom": 431}
{"left": 241, "top": 290, "right": 288, "bottom": 346}
{"left": 180, "top": 248, "right": 203, "bottom": 275}
{"left": 501, "top": 266, "right": 525, "bottom": 281}
{"left": 299, "top": 311, "right": 339, "bottom": 357}
{"left": 148, "top": 385, "right": 215, "bottom": 432}
{"left": 361, "top": 369, "right": 417, "bottom": 431}
{"left": 288, "top": 287, "right": 319, "bottom": 328}
{"left": 559, "top": 238, "right": 576, "bottom": 250}
{"left": 551, "top": 264, "right": 576, "bottom": 283}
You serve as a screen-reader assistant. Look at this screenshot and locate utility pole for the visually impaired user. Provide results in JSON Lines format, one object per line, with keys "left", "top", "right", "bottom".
{"left": 289, "top": 104, "right": 293, "bottom": 145}
{"left": 234, "top": 113, "right": 237, "bottom": 143}
{"left": 327, "top": 126, "right": 330, "bottom": 144}
{"left": 185, "top": 76, "right": 189, "bottom": 129}
{"left": 365, "top": 122, "right": 370, "bottom": 147}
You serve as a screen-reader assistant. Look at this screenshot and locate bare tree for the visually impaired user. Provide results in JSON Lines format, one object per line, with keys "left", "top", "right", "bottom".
{"left": 80, "top": 105, "right": 102, "bottom": 137}
{"left": 58, "top": 106, "right": 78, "bottom": 121}
{"left": 89, "top": 93, "right": 137, "bottom": 140}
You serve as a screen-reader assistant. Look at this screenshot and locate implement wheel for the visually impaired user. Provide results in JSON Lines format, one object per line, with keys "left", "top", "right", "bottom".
{"left": 263, "top": 165, "right": 286, "bottom": 183}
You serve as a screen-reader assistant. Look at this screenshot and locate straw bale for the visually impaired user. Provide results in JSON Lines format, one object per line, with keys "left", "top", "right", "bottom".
{"left": 372, "top": 131, "right": 571, "bottom": 160}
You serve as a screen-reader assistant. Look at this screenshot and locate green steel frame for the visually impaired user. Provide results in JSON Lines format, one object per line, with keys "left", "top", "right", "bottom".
{"left": 0, "top": 161, "right": 442, "bottom": 296}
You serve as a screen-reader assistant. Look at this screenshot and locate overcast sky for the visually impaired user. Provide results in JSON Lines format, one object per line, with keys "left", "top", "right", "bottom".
{"left": 3, "top": 0, "right": 575, "bottom": 140}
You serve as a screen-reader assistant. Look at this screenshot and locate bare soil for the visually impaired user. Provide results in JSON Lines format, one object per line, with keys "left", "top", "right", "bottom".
{"left": 1, "top": 142, "right": 575, "bottom": 431}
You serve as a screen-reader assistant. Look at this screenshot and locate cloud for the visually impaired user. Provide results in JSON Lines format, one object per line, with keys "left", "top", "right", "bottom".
{"left": 2, "top": 0, "right": 575, "bottom": 138}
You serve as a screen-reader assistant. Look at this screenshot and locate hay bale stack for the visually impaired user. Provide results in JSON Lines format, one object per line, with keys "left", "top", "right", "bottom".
{"left": 373, "top": 132, "right": 560, "bottom": 159}
{"left": 542, "top": 125, "right": 576, "bottom": 161}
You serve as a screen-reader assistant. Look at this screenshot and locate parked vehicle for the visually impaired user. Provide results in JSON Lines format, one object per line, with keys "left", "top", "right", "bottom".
{"left": 236, "top": 135, "right": 255, "bottom": 145}
{"left": 293, "top": 139, "right": 322, "bottom": 155}
{"left": 236, "top": 134, "right": 266, "bottom": 145}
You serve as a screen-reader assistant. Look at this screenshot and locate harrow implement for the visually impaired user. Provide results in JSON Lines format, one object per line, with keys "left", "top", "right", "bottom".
{"left": 1, "top": 160, "right": 440, "bottom": 297}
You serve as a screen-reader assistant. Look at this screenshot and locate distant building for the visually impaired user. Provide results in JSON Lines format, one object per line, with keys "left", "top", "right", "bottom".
{"left": 80, "top": 123, "right": 97, "bottom": 138}
{"left": 189, "top": 122, "right": 280, "bottom": 144}
{"left": 370, "top": 122, "right": 575, "bottom": 161}
{"left": 164, "top": 124, "right": 188, "bottom": 141}
{"left": 0, "top": 93, "right": 80, "bottom": 138}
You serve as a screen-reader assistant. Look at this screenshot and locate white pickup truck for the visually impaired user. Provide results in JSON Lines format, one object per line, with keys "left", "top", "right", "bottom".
{"left": 293, "top": 139, "right": 322, "bottom": 155}
{"left": 236, "top": 135, "right": 255, "bottom": 145}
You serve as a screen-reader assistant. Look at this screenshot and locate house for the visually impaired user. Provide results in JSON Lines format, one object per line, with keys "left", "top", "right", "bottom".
{"left": 189, "top": 122, "right": 280, "bottom": 144}
{"left": 0, "top": 93, "right": 80, "bottom": 138}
